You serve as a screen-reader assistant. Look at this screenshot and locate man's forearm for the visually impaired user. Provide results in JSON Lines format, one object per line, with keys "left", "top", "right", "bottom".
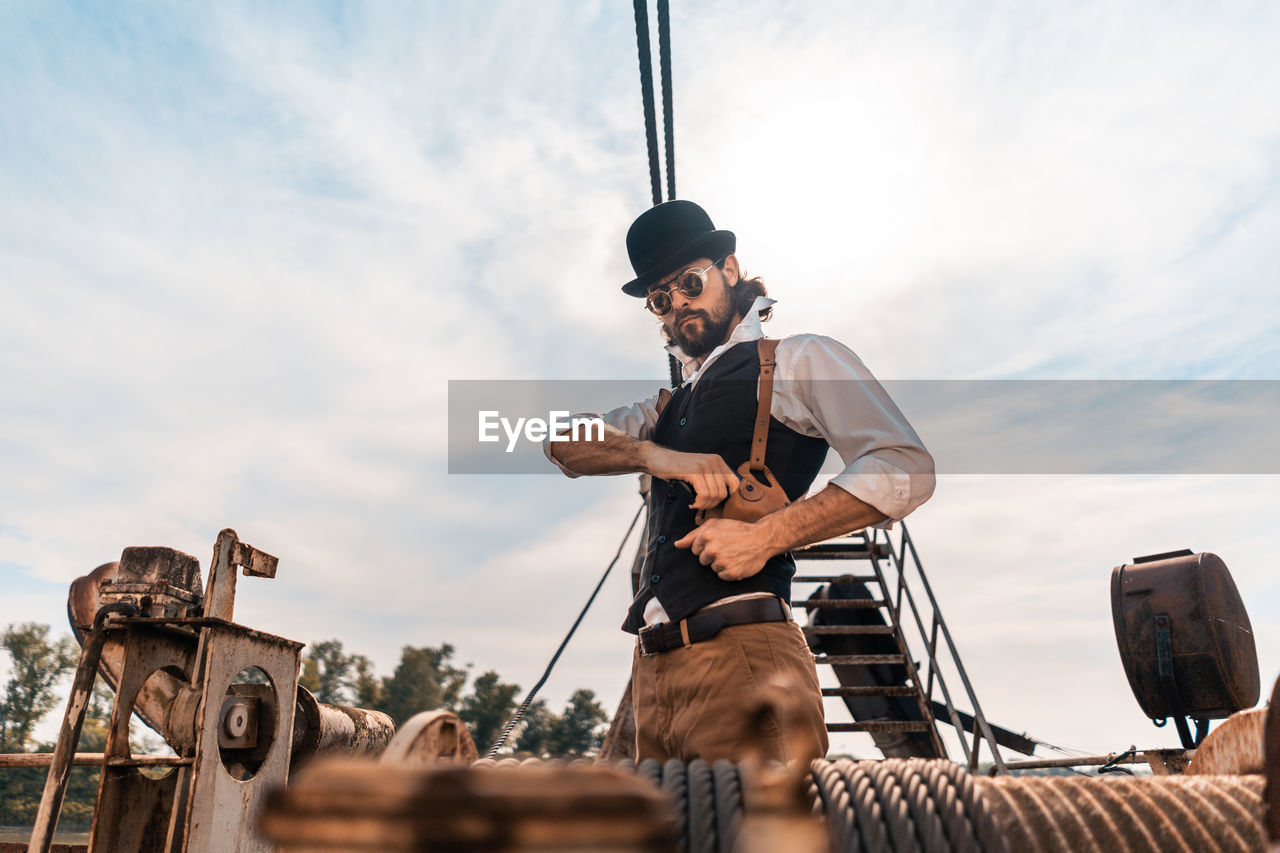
{"left": 755, "top": 485, "right": 887, "bottom": 555}
{"left": 549, "top": 429, "right": 653, "bottom": 476}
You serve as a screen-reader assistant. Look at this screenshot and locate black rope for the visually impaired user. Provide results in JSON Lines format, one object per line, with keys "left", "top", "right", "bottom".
{"left": 484, "top": 502, "right": 646, "bottom": 757}
{"left": 633, "top": 0, "right": 663, "bottom": 207}
{"left": 1097, "top": 745, "right": 1138, "bottom": 775}
{"left": 657, "top": 0, "right": 676, "bottom": 202}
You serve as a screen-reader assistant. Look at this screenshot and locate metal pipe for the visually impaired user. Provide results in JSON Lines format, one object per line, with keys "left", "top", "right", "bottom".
{"left": 994, "top": 752, "right": 1153, "bottom": 772}
{"left": 0, "top": 752, "right": 190, "bottom": 768}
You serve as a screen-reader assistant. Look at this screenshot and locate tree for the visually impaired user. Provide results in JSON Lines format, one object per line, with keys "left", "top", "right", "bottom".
{"left": 0, "top": 622, "right": 78, "bottom": 752}
{"left": 351, "top": 654, "right": 383, "bottom": 709}
{"left": 377, "top": 644, "right": 468, "bottom": 727}
{"left": 515, "top": 689, "right": 608, "bottom": 758}
{"left": 0, "top": 623, "right": 81, "bottom": 828}
{"left": 458, "top": 670, "right": 521, "bottom": 750}
{"left": 300, "top": 639, "right": 356, "bottom": 704}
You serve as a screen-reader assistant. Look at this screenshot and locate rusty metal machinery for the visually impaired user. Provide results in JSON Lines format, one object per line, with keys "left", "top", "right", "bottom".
{"left": 22, "top": 529, "right": 395, "bottom": 853}
{"left": 1111, "top": 549, "right": 1260, "bottom": 749}
{"left": 255, "top": 674, "right": 1280, "bottom": 853}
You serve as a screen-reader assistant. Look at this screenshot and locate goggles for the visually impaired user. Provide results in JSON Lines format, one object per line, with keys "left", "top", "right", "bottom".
{"left": 644, "top": 260, "right": 723, "bottom": 316}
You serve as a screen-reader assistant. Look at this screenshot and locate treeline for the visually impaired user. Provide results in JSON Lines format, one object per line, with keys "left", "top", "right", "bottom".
{"left": 0, "top": 623, "right": 609, "bottom": 831}
{"left": 296, "top": 638, "right": 609, "bottom": 756}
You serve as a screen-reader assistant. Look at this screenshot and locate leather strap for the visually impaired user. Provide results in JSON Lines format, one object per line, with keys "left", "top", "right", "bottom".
{"left": 749, "top": 338, "right": 778, "bottom": 473}
{"left": 638, "top": 596, "right": 788, "bottom": 656}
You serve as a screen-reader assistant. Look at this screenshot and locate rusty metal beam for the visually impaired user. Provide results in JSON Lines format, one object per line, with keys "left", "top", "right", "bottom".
{"left": 0, "top": 752, "right": 190, "bottom": 768}
{"left": 27, "top": 602, "right": 134, "bottom": 853}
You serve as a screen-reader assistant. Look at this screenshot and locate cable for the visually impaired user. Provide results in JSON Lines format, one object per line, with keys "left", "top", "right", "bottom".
{"left": 657, "top": 0, "right": 676, "bottom": 202}
{"left": 633, "top": 0, "right": 663, "bottom": 207}
{"left": 484, "top": 502, "right": 646, "bottom": 757}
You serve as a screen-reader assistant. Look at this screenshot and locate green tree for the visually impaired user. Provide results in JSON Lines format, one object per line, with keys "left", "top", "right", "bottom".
{"left": 351, "top": 654, "right": 383, "bottom": 709}
{"left": 458, "top": 670, "right": 521, "bottom": 750}
{"left": 0, "top": 622, "right": 78, "bottom": 752}
{"left": 0, "top": 623, "right": 81, "bottom": 828}
{"left": 300, "top": 639, "right": 355, "bottom": 704}
{"left": 515, "top": 689, "right": 608, "bottom": 758}
{"left": 377, "top": 644, "right": 468, "bottom": 727}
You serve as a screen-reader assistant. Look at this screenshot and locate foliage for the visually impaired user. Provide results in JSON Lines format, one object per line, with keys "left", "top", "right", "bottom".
{"left": 377, "top": 643, "right": 468, "bottom": 728}
{"left": 0, "top": 624, "right": 93, "bottom": 830}
{"left": 0, "top": 623, "right": 78, "bottom": 752}
{"left": 300, "top": 638, "right": 356, "bottom": 704}
{"left": 457, "top": 670, "right": 521, "bottom": 750}
{"left": 515, "top": 689, "right": 608, "bottom": 759}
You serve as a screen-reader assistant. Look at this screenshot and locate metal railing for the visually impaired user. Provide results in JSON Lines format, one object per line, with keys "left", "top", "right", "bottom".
{"left": 864, "top": 522, "right": 1008, "bottom": 773}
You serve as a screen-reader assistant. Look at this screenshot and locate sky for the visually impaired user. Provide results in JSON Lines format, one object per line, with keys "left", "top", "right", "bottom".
{"left": 2, "top": 0, "right": 1279, "bottom": 761}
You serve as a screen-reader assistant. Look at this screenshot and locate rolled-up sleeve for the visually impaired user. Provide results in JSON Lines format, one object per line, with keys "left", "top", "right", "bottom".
{"left": 773, "top": 336, "right": 935, "bottom": 522}
{"left": 542, "top": 393, "right": 664, "bottom": 477}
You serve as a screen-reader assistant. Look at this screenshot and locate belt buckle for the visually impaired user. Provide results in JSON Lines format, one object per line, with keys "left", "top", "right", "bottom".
{"left": 638, "top": 627, "right": 661, "bottom": 657}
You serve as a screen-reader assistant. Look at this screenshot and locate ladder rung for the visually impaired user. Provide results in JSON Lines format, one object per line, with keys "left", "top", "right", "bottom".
{"left": 792, "top": 599, "right": 887, "bottom": 609}
{"left": 822, "top": 686, "right": 917, "bottom": 697}
{"left": 802, "top": 625, "right": 895, "bottom": 636}
{"left": 792, "top": 574, "right": 880, "bottom": 584}
{"left": 814, "top": 654, "right": 905, "bottom": 666}
{"left": 826, "top": 721, "right": 933, "bottom": 733}
{"left": 795, "top": 542, "right": 891, "bottom": 560}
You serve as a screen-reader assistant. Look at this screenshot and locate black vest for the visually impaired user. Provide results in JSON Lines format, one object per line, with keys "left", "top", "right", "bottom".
{"left": 623, "top": 339, "right": 830, "bottom": 633}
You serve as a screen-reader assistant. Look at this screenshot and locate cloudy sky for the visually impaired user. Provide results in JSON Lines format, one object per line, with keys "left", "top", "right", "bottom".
{"left": 3, "top": 1, "right": 1279, "bottom": 760}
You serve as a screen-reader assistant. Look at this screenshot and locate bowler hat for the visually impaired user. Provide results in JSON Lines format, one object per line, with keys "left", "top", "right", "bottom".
{"left": 621, "top": 200, "right": 736, "bottom": 296}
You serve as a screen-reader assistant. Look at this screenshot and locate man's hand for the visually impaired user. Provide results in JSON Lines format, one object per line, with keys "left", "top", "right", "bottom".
{"left": 673, "top": 518, "right": 774, "bottom": 581}
{"left": 643, "top": 446, "right": 739, "bottom": 510}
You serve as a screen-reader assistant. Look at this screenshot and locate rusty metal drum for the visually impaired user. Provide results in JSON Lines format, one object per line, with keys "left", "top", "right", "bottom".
{"left": 1110, "top": 549, "right": 1259, "bottom": 720}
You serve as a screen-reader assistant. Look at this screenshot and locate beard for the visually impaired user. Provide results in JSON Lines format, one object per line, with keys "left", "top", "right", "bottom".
{"left": 667, "top": 300, "right": 738, "bottom": 358}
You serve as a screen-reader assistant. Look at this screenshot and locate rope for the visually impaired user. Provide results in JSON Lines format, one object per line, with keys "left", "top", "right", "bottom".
{"left": 974, "top": 774, "right": 1265, "bottom": 853}
{"left": 632, "top": 0, "right": 663, "bottom": 207}
{"left": 686, "top": 759, "right": 716, "bottom": 853}
{"left": 663, "top": 758, "right": 689, "bottom": 853}
{"left": 656, "top": 0, "right": 676, "bottom": 202}
{"left": 711, "top": 759, "right": 743, "bottom": 853}
{"left": 484, "top": 502, "right": 646, "bottom": 757}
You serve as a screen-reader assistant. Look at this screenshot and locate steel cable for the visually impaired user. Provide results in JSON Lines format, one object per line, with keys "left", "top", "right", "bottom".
{"left": 484, "top": 502, "right": 645, "bottom": 757}
{"left": 910, "top": 759, "right": 981, "bottom": 853}
{"left": 632, "top": 0, "right": 663, "bottom": 206}
{"left": 973, "top": 775, "right": 1265, "bottom": 853}
{"left": 662, "top": 757, "right": 689, "bottom": 853}
{"left": 686, "top": 759, "right": 716, "bottom": 853}
{"left": 711, "top": 759, "right": 743, "bottom": 853}
{"left": 898, "top": 761, "right": 948, "bottom": 852}
{"left": 656, "top": 0, "right": 676, "bottom": 202}
{"left": 837, "top": 759, "right": 891, "bottom": 853}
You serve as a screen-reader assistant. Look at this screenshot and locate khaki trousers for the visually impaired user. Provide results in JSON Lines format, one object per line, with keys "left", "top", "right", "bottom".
{"left": 631, "top": 619, "right": 829, "bottom": 763}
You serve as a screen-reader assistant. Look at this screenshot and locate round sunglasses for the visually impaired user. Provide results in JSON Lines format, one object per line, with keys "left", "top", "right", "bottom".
{"left": 644, "top": 260, "right": 724, "bottom": 316}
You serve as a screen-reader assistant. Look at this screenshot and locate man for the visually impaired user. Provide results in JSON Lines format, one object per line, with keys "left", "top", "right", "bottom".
{"left": 546, "top": 200, "right": 934, "bottom": 763}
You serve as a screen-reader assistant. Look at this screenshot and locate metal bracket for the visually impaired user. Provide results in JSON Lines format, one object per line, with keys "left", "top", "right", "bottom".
{"left": 204, "top": 529, "right": 279, "bottom": 622}
{"left": 1154, "top": 614, "right": 1207, "bottom": 749}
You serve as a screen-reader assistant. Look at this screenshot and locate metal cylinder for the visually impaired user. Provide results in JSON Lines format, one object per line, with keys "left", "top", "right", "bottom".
{"left": 290, "top": 687, "right": 395, "bottom": 772}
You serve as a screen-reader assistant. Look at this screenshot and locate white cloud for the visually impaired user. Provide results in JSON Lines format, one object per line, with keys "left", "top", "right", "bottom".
{"left": 3, "top": 1, "right": 1279, "bottom": 758}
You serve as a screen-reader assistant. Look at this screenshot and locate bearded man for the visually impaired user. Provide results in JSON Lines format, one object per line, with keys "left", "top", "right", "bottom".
{"left": 546, "top": 200, "right": 935, "bottom": 762}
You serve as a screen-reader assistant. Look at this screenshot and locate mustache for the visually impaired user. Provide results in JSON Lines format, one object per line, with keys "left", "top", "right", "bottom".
{"left": 674, "top": 309, "right": 708, "bottom": 325}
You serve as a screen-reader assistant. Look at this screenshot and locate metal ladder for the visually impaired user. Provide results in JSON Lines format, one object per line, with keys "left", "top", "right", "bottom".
{"left": 793, "top": 523, "right": 1009, "bottom": 772}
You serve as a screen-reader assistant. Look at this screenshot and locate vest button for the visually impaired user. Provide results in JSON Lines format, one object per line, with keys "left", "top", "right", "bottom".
{"left": 651, "top": 575, "right": 662, "bottom": 584}
{"left": 665, "top": 492, "right": 675, "bottom": 502}
{"left": 679, "top": 417, "right": 687, "bottom": 426}
{"left": 657, "top": 535, "right": 667, "bottom": 544}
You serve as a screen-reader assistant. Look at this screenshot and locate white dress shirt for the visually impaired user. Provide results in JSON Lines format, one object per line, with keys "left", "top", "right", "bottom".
{"left": 546, "top": 296, "right": 936, "bottom": 625}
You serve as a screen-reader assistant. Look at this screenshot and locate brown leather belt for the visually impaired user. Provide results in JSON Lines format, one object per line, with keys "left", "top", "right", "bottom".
{"left": 637, "top": 596, "right": 788, "bottom": 656}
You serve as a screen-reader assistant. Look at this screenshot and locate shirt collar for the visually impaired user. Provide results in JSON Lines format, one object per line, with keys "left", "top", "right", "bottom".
{"left": 663, "top": 295, "right": 777, "bottom": 384}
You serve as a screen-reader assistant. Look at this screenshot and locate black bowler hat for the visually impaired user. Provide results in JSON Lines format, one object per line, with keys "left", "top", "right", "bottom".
{"left": 621, "top": 200, "right": 736, "bottom": 297}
